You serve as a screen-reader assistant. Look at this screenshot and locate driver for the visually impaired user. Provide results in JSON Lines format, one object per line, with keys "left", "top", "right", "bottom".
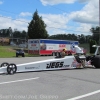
{"left": 61, "top": 48, "right": 67, "bottom": 58}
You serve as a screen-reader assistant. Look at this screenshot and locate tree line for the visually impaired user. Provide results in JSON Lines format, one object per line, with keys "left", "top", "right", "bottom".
{"left": 0, "top": 28, "right": 94, "bottom": 44}
{"left": 0, "top": 29, "right": 27, "bottom": 39}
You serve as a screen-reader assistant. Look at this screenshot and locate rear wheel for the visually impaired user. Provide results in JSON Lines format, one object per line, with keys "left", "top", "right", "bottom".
{"left": 92, "top": 55, "right": 100, "bottom": 68}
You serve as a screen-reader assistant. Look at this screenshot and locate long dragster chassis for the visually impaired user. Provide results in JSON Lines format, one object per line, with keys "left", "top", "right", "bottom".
{"left": 0, "top": 55, "right": 99, "bottom": 75}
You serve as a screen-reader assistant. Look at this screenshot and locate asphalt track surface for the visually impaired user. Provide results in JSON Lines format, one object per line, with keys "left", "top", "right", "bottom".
{"left": 0, "top": 57, "right": 100, "bottom": 100}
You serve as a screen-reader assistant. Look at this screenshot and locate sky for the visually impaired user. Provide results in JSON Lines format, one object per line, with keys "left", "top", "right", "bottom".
{"left": 0, "top": 0, "right": 99, "bottom": 35}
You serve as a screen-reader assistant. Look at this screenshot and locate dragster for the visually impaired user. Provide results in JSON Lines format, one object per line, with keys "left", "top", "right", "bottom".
{"left": 0, "top": 45, "right": 100, "bottom": 75}
{"left": 0, "top": 55, "right": 86, "bottom": 75}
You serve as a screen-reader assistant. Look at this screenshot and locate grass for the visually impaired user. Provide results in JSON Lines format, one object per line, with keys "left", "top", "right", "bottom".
{"left": 0, "top": 46, "right": 40, "bottom": 58}
{"left": 0, "top": 46, "right": 16, "bottom": 58}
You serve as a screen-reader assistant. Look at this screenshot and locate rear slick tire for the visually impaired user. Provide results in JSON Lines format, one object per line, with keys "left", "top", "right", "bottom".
{"left": 92, "top": 55, "right": 100, "bottom": 68}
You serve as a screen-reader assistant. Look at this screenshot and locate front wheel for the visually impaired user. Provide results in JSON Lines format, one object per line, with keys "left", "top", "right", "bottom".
{"left": 0, "top": 62, "right": 9, "bottom": 67}
{"left": 7, "top": 63, "right": 17, "bottom": 74}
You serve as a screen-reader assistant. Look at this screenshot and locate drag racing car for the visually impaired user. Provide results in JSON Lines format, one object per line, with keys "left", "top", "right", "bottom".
{"left": 0, "top": 45, "right": 100, "bottom": 75}
{"left": 0, "top": 55, "right": 86, "bottom": 75}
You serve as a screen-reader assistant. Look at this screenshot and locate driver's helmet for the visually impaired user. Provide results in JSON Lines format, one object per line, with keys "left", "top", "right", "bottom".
{"left": 63, "top": 48, "right": 67, "bottom": 52}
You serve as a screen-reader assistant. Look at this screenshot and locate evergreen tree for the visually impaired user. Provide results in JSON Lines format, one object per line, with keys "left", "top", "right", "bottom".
{"left": 28, "top": 10, "right": 49, "bottom": 39}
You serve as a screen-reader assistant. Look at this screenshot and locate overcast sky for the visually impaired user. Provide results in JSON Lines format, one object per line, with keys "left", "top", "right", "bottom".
{"left": 0, "top": 0, "right": 99, "bottom": 35}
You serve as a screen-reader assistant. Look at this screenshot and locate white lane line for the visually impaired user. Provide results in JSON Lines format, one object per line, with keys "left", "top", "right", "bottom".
{"left": 0, "top": 77, "right": 39, "bottom": 85}
{"left": 67, "top": 90, "right": 100, "bottom": 100}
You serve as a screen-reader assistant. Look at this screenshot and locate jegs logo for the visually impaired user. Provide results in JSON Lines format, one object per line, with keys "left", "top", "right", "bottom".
{"left": 46, "top": 62, "right": 70, "bottom": 69}
{"left": 46, "top": 62, "right": 64, "bottom": 68}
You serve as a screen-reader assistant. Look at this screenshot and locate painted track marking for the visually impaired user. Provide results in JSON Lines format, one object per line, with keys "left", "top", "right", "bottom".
{"left": 0, "top": 77, "right": 39, "bottom": 85}
{"left": 67, "top": 89, "right": 100, "bottom": 100}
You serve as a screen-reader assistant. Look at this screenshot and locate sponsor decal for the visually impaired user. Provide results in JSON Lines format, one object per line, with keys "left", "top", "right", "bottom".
{"left": 59, "top": 44, "right": 66, "bottom": 48}
{"left": 31, "top": 44, "right": 36, "bottom": 46}
{"left": 46, "top": 62, "right": 70, "bottom": 69}
{"left": 71, "top": 58, "right": 81, "bottom": 68}
{"left": 25, "top": 66, "right": 39, "bottom": 69}
{"left": 63, "top": 65, "right": 70, "bottom": 67}
{"left": 48, "top": 47, "right": 53, "bottom": 50}
{"left": 40, "top": 42, "right": 46, "bottom": 50}
{"left": 70, "top": 43, "right": 75, "bottom": 53}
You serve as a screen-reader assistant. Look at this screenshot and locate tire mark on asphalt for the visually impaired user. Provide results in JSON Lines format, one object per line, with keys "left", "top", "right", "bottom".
{"left": 42, "top": 71, "right": 100, "bottom": 85}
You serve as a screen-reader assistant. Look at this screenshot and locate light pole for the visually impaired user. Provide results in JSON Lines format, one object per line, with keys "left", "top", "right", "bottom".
{"left": 99, "top": 0, "right": 100, "bottom": 45}
{"left": 9, "top": 27, "right": 13, "bottom": 44}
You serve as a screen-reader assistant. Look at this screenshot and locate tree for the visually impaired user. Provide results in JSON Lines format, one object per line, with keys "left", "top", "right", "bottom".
{"left": 13, "top": 30, "right": 21, "bottom": 38}
{"left": 78, "top": 34, "right": 86, "bottom": 44}
{"left": 28, "top": 10, "right": 49, "bottom": 39}
{"left": 86, "top": 35, "right": 92, "bottom": 43}
{"left": 89, "top": 39, "right": 97, "bottom": 53}
{"left": 21, "top": 30, "right": 27, "bottom": 39}
{"left": 90, "top": 26, "right": 100, "bottom": 44}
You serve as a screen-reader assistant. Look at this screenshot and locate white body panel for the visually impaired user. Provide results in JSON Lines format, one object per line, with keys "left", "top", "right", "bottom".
{"left": 17, "top": 56, "right": 76, "bottom": 72}
{"left": 0, "top": 56, "right": 83, "bottom": 74}
{"left": 74, "top": 45, "right": 84, "bottom": 54}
